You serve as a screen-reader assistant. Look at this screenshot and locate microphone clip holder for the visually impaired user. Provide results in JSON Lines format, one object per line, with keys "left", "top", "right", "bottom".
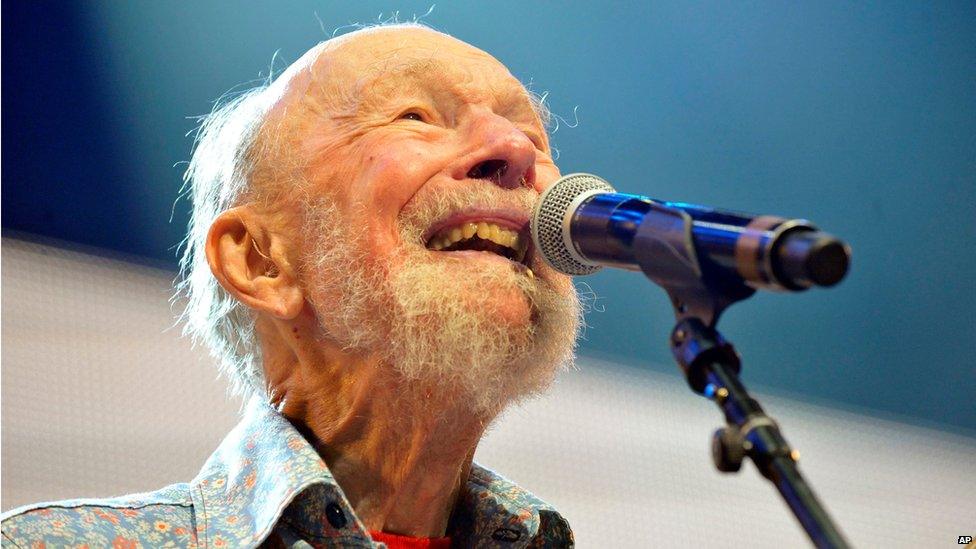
{"left": 630, "top": 199, "right": 755, "bottom": 327}
{"left": 637, "top": 202, "right": 850, "bottom": 548}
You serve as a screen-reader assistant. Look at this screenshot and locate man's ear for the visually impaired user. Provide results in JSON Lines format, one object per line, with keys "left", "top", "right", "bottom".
{"left": 205, "top": 206, "right": 304, "bottom": 320}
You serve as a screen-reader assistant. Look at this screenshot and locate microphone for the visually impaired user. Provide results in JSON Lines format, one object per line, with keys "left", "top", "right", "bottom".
{"left": 530, "top": 173, "right": 850, "bottom": 292}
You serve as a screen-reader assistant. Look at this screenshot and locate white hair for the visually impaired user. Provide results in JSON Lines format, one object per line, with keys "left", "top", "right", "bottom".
{"left": 177, "top": 86, "right": 274, "bottom": 398}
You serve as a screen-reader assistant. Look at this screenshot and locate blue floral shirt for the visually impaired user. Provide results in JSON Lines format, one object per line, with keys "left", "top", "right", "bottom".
{"left": 1, "top": 398, "right": 573, "bottom": 548}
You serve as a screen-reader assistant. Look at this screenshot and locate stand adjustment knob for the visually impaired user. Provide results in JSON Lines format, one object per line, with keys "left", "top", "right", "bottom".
{"left": 711, "top": 427, "right": 745, "bottom": 473}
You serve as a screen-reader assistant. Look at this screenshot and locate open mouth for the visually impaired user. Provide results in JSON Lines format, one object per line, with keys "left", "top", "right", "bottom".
{"left": 424, "top": 219, "right": 533, "bottom": 272}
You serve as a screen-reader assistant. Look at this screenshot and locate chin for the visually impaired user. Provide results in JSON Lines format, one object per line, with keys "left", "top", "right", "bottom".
{"left": 449, "top": 262, "right": 535, "bottom": 328}
{"left": 483, "top": 292, "right": 534, "bottom": 329}
{"left": 378, "top": 253, "right": 580, "bottom": 414}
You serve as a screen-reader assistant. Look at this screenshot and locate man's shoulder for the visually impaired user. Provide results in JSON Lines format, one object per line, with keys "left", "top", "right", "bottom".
{"left": 0, "top": 483, "right": 198, "bottom": 548}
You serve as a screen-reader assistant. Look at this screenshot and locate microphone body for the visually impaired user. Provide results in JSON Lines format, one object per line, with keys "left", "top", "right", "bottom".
{"left": 532, "top": 174, "right": 850, "bottom": 292}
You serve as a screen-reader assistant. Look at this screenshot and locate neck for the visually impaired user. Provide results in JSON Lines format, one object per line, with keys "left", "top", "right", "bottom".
{"left": 261, "top": 315, "right": 496, "bottom": 537}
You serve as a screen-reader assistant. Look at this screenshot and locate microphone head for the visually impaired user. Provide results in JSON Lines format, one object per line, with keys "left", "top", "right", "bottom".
{"left": 531, "top": 173, "right": 616, "bottom": 275}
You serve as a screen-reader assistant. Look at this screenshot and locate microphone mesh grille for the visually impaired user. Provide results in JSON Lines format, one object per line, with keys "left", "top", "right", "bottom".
{"left": 531, "top": 173, "right": 616, "bottom": 275}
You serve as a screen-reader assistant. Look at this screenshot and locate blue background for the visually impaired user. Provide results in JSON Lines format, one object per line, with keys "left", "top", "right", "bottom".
{"left": 4, "top": 2, "right": 974, "bottom": 432}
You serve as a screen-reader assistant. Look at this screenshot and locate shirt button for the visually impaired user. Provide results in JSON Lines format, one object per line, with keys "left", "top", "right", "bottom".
{"left": 325, "top": 502, "right": 347, "bottom": 529}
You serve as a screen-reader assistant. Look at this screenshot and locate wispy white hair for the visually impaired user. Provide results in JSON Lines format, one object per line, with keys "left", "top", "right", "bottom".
{"left": 176, "top": 22, "right": 557, "bottom": 399}
{"left": 177, "top": 86, "right": 273, "bottom": 398}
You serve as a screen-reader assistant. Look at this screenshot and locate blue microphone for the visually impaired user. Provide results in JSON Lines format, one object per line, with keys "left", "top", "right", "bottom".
{"left": 530, "top": 173, "right": 850, "bottom": 292}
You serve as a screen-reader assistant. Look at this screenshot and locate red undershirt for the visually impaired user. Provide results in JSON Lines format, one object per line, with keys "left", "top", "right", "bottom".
{"left": 368, "top": 530, "right": 451, "bottom": 549}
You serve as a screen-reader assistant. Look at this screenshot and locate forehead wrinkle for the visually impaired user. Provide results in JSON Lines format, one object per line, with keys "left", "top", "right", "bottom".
{"left": 353, "top": 56, "right": 541, "bottom": 125}
{"left": 355, "top": 57, "right": 466, "bottom": 112}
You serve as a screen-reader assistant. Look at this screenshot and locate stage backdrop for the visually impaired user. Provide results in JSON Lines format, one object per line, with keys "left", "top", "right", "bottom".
{"left": 2, "top": 2, "right": 976, "bottom": 546}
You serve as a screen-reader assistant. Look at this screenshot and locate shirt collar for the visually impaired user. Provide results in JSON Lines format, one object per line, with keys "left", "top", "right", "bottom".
{"left": 449, "top": 466, "right": 573, "bottom": 547}
{"left": 190, "top": 397, "right": 571, "bottom": 548}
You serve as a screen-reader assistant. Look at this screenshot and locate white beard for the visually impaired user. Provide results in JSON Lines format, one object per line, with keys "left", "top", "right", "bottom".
{"left": 300, "top": 185, "right": 581, "bottom": 415}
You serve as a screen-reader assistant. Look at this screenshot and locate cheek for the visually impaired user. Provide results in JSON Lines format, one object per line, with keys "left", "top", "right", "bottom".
{"left": 355, "top": 139, "right": 449, "bottom": 253}
{"left": 533, "top": 162, "right": 562, "bottom": 193}
{"left": 362, "top": 142, "right": 438, "bottom": 217}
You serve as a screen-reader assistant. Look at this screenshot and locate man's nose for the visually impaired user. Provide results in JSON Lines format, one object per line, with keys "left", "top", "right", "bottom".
{"left": 454, "top": 115, "right": 537, "bottom": 190}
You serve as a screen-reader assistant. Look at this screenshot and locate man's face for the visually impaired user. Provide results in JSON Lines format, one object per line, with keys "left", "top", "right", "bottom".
{"left": 277, "top": 26, "right": 580, "bottom": 413}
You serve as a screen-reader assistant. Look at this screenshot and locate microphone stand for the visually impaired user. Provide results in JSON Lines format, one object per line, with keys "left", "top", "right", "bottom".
{"left": 631, "top": 201, "right": 851, "bottom": 548}
{"left": 671, "top": 318, "right": 849, "bottom": 548}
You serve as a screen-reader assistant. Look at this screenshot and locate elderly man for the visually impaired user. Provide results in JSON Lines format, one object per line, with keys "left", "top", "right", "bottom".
{"left": 1, "top": 23, "right": 581, "bottom": 548}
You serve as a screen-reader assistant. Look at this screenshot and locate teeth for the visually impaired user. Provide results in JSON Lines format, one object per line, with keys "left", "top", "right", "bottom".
{"left": 505, "top": 232, "right": 518, "bottom": 248}
{"left": 428, "top": 221, "right": 524, "bottom": 258}
{"left": 476, "top": 222, "right": 491, "bottom": 239}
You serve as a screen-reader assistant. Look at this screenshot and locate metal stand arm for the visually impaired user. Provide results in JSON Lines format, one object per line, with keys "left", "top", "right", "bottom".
{"left": 671, "top": 317, "right": 850, "bottom": 549}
